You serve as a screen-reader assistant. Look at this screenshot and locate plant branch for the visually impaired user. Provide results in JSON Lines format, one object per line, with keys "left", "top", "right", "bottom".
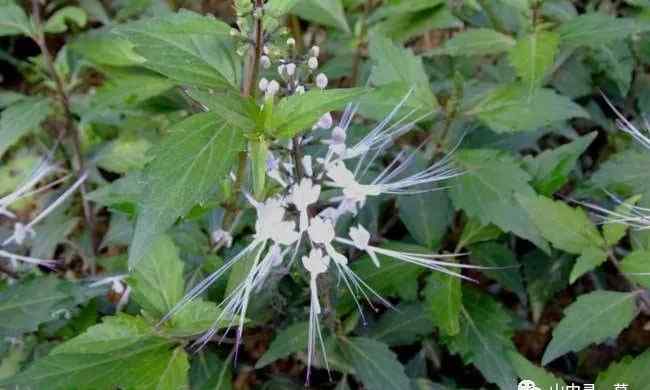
{"left": 30, "top": 0, "right": 98, "bottom": 256}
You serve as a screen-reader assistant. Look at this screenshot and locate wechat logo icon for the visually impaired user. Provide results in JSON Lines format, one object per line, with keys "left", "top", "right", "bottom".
{"left": 518, "top": 380, "right": 541, "bottom": 390}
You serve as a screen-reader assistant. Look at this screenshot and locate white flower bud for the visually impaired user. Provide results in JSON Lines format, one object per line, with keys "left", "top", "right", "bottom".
{"left": 265, "top": 80, "right": 280, "bottom": 99}
{"left": 263, "top": 45, "right": 270, "bottom": 55}
{"left": 277, "top": 64, "right": 286, "bottom": 76}
{"left": 316, "top": 73, "right": 328, "bottom": 90}
{"left": 287, "top": 37, "right": 296, "bottom": 46}
{"left": 260, "top": 55, "right": 271, "bottom": 69}
{"left": 307, "top": 57, "right": 318, "bottom": 70}
{"left": 286, "top": 63, "right": 296, "bottom": 76}
{"left": 295, "top": 85, "right": 306, "bottom": 95}
{"left": 310, "top": 45, "right": 320, "bottom": 57}
{"left": 230, "top": 28, "right": 238, "bottom": 37}
{"left": 258, "top": 77, "right": 269, "bottom": 92}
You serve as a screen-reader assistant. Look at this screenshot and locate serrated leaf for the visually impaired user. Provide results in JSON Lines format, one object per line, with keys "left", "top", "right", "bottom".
{"left": 468, "top": 84, "right": 588, "bottom": 133}
{"left": 558, "top": 13, "right": 640, "bottom": 49}
{"left": 255, "top": 322, "right": 308, "bottom": 368}
{"left": 423, "top": 273, "right": 461, "bottom": 336}
{"left": 71, "top": 32, "right": 143, "bottom": 67}
{"left": 507, "top": 351, "right": 566, "bottom": 389}
{"left": 468, "top": 242, "right": 524, "bottom": 296}
{"left": 517, "top": 194, "right": 605, "bottom": 254}
{"left": 397, "top": 187, "right": 452, "bottom": 250}
{"left": 427, "top": 28, "right": 516, "bottom": 56}
{"left": 269, "top": 88, "right": 366, "bottom": 138}
{"left": 0, "top": 4, "right": 34, "bottom": 37}
{"left": 596, "top": 350, "right": 650, "bottom": 390}
{"left": 292, "top": 0, "right": 349, "bottom": 33}
{"left": 542, "top": 290, "right": 639, "bottom": 365}
{"left": 0, "top": 315, "right": 189, "bottom": 390}
{"left": 367, "top": 303, "right": 433, "bottom": 346}
{"left": 0, "top": 97, "right": 51, "bottom": 157}
{"left": 166, "top": 300, "right": 226, "bottom": 338}
{"left": 603, "top": 195, "right": 642, "bottom": 247}
{"left": 129, "top": 113, "right": 244, "bottom": 268}
{"left": 590, "top": 150, "right": 650, "bottom": 195}
{"left": 369, "top": 34, "right": 438, "bottom": 112}
{"left": 523, "top": 250, "right": 573, "bottom": 323}
{"left": 522, "top": 132, "right": 596, "bottom": 196}
{"left": 340, "top": 337, "right": 411, "bottom": 390}
{"left": 443, "top": 289, "right": 517, "bottom": 390}
{"left": 0, "top": 276, "right": 101, "bottom": 337}
{"left": 620, "top": 250, "right": 650, "bottom": 288}
{"left": 593, "top": 42, "right": 634, "bottom": 95}
{"left": 508, "top": 31, "right": 559, "bottom": 90}
{"left": 130, "top": 235, "right": 184, "bottom": 318}
{"left": 44, "top": 6, "right": 87, "bottom": 33}
{"left": 190, "top": 352, "right": 233, "bottom": 390}
{"left": 185, "top": 86, "right": 257, "bottom": 131}
{"left": 449, "top": 149, "right": 549, "bottom": 252}
{"left": 115, "top": 10, "right": 240, "bottom": 89}
{"left": 458, "top": 219, "right": 502, "bottom": 248}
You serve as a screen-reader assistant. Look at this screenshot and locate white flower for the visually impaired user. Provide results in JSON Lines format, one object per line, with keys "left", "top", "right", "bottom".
{"left": 302, "top": 248, "right": 330, "bottom": 276}
{"left": 314, "top": 112, "right": 333, "bottom": 129}
{"left": 263, "top": 45, "right": 270, "bottom": 55}
{"left": 265, "top": 80, "right": 280, "bottom": 99}
{"left": 260, "top": 55, "right": 271, "bottom": 69}
{"left": 325, "top": 161, "right": 380, "bottom": 205}
{"left": 307, "top": 216, "right": 347, "bottom": 265}
{"left": 258, "top": 77, "right": 269, "bottom": 92}
{"left": 212, "top": 229, "right": 233, "bottom": 248}
{"left": 295, "top": 85, "right": 306, "bottom": 95}
{"left": 277, "top": 64, "right": 286, "bottom": 77}
{"left": 316, "top": 73, "right": 328, "bottom": 89}
{"left": 308, "top": 57, "right": 318, "bottom": 70}
{"left": 286, "top": 63, "right": 296, "bottom": 76}
{"left": 302, "top": 155, "right": 313, "bottom": 177}
{"left": 255, "top": 198, "right": 299, "bottom": 245}
{"left": 349, "top": 225, "right": 379, "bottom": 267}
{"left": 310, "top": 45, "right": 320, "bottom": 57}
{"left": 287, "top": 37, "right": 296, "bottom": 46}
{"left": 289, "top": 178, "right": 321, "bottom": 232}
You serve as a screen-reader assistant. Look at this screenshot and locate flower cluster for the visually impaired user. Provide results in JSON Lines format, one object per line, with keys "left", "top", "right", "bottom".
{"left": 164, "top": 75, "right": 475, "bottom": 379}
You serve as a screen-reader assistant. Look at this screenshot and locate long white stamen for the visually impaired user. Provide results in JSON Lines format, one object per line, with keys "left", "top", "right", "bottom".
{"left": 0, "top": 249, "right": 59, "bottom": 268}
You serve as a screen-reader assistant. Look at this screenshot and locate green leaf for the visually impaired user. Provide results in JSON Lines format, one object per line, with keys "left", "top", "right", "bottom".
{"left": 523, "top": 250, "right": 573, "bottom": 323}
{"left": 620, "top": 251, "right": 650, "bottom": 289}
{"left": 130, "top": 235, "right": 184, "bottom": 317}
{"left": 593, "top": 42, "right": 634, "bottom": 95}
{"left": 369, "top": 34, "right": 438, "bottom": 112}
{"left": 44, "top": 6, "right": 87, "bottom": 33}
{"left": 269, "top": 88, "right": 366, "bottom": 138}
{"left": 255, "top": 322, "right": 309, "bottom": 368}
{"left": 468, "top": 84, "right": 588, "bottom": 133}
{"left": 571, "top": 246, "right": 608, "bottom": 283}
{"left": 129, "top": 112, "right": 244, "bottom": 268}
{"left": 397, "top": 188, "right": 452, "bottom": 250}
{"left": 508, "top": 31, "right": 559, "bottom": 90}
{"left": 591, "top": 150, "right": 650, "bottom": 195}
{"left": 596, "top": 350, "right": 650, "bottom": 390}
{"left": 443, "top": 289, "right": 517, "bottom": 390}
{"left": 517, "top": 194, "right": 605, "bottom": 254}
{"left": 507, "top": 351, "right": 566, "bottom": 389}
{"left": 185, "top": 86, "right": 257, "bottom": 131}
{"left": 166, "top": 300, "right": 226, "bottom": 338}
{"left": 522, "top": 132, "right": 596, "bottom": 196}
{"left": 458, "top": 218, "right": 502, "bottom": 249}
{"left": 115, "top": 10, "right": 240, "bottom": 89}
{"left": 190, "top": 352, "right": 233, "bottom": 390}
{"left": 449, "top": 149, "right": 549, "bottom": 252}
{"left": 340, "top": 337, "right": 411, "bottom": 390}
{"left": 604, "top": 195, "right": 641, "bottom": 247}
{"left": 367, "top": 303, "right": 433, "bottom": 346}
{"left": 0, "top": 276, "right": 101, "bottom": 337}
{"left": 427, "top": 28, "right": 516, "bottom": 56}
{"left": 558, "top": 13, "right": 639, "bottom": 49}
{"left": 71, "top": 32, "right": 143, "bottom": 67}
{"left": 468, "top": 242, "right": 524, "bottom": 296}
{"left": 0, "top": 4, "right": 34, "bottom": 37}
{"left": 542, "top": 290, "right": 640, "bottom": 365}
{"left": 0, "top": 315, "right": 189, "bottom": 390}
{"left": 0, "top": 97, "right": 51, "bottom": 157}
{"left": 292, "top": 0, "right": 349, "bottom": 33}
{"left": 423, "top": 273, "right": 461, "bottom": 336}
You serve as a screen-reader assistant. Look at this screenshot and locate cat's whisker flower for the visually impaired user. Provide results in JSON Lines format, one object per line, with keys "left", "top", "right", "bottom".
{"left": 602, "top": 93, "right": 650, "bottom": 150}
{"left": 0, "top": 249, "right": 59, "bottom": 269}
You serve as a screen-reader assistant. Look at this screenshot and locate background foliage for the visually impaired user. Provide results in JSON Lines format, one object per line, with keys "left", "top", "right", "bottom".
{"left": 1, "top": 0, "right": 650, "bottom": 389}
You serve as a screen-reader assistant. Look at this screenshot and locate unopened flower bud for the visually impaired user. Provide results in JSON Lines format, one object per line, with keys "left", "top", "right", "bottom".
{"left": 310, "top": 45, "right": 320, "bottom": 57}
{"left": 308, "top": 57, "right": 318, "bottom": 70}
{"left": 260, "top": 55, "right": 271, "bottom": 69}
{"left": 296, "top": 85, "right": 306, "bottom": 95}
{"left": 286, "top": 63, "right": 296, "bottom": 76}
{"left": 316, "top": 73, "right": 328, "bottom": 90}
{"left": 277, "top": 64, "right": 286, "bottom": 76}
{"left": 230, "top": 28, "right": 238, "bottom": 37}
{"left": 287, "top": 37, "right": 296, "bottom": 46}
{"left": 259, "top": 77, "right": 269, "bottom": 92}
{"left": 263, "top": 45, "right": 270, "bottom": 55}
